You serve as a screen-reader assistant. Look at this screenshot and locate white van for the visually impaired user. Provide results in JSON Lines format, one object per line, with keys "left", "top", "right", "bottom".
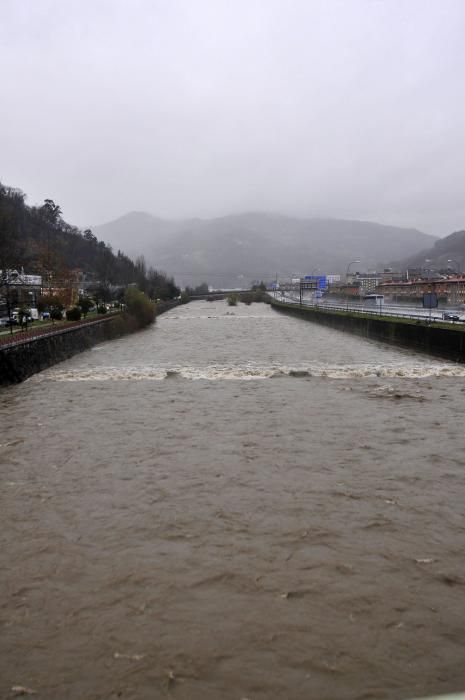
{"left": 363, "top": 294, "right": 384, "bottom": 307}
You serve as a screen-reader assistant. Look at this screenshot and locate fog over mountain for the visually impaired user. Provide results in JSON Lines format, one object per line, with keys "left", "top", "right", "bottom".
{"left": 94, "top": 212, "right": 435, "bottom": 288}
{"left": 393, "top": 230, "right": 465, "bottom": 274}
{"left": 2, "top": 2, "right": 465, "bottom": 235}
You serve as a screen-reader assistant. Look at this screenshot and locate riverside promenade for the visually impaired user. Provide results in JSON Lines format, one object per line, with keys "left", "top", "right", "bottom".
{"left": 0, "top": 313, "right": 117, "bottom": 349}
{"left": 0, "top": 314, "right": 122, "bottom": 385}
{"left": 0, "top": 300, "right": 180, "bottom": 385}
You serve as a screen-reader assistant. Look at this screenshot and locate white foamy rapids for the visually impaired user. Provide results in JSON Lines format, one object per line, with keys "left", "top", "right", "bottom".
{"left": 161, "top": 313, "right": 275, "bottom": 321}
{"left": 32, "top": 362, "right": 465, "bottom": 382}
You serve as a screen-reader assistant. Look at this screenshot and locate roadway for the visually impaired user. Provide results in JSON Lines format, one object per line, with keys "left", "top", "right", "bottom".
{"left": 275, "top": 292, "right": 465, "bottom": 324}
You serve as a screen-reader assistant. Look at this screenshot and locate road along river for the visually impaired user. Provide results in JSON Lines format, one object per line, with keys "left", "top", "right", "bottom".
{"left": 1, "top": 300, "right": 465, "bottom": 700}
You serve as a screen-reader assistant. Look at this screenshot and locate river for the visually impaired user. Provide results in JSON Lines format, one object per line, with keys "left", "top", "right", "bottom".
{"left": 1, "top": 300, "right": 465, "bottom": 700}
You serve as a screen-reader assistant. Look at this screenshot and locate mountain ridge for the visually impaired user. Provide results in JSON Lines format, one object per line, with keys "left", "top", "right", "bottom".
{"left": 93, "top": 211, "right": 437, "bottom": 288}
{"left": 393, "top": 229, "right": 465, "bottom": 272}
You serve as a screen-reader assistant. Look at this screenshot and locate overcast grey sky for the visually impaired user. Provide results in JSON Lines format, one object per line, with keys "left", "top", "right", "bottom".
{"left": 1, "top": 0, "right": 465, "bottom": 235}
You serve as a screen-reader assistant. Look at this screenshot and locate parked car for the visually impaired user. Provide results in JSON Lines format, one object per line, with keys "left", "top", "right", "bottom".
{"left": 0, "top": 317, "right": 18, "bottom": 326}
{"left": 443, "top": 313, "right": 461, "bottom": 321}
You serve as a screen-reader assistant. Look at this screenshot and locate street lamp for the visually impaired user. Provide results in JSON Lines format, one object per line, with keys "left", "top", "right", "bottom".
{"left": 346, "top": 260, "right": 361, "bottom": 311}
{"left": 4, "top": 269, "right": 19, "bottom": 335}
{"left": 447, "top": 259, "right": 461, "bottom": 306}
{"left": 310, "top": 267, "right": 320, "bottom": 305}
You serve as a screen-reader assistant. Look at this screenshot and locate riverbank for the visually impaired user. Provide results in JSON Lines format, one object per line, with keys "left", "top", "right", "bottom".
{"left": 0, "top": 300, "right": 180, "bottom": 385}
{"left": 271, "top": 298, "right": 465, "bottom": 362}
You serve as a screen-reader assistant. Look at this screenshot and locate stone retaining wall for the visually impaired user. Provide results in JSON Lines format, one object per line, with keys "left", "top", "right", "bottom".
{"left": 271, "top": 300, "right": 465, "bottom": 363}
{"left": 0, "top": 301, "right": 180, "bottom": 386}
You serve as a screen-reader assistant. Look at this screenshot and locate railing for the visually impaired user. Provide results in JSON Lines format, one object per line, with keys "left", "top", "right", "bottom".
{"left": 0, "top": 314, "right": 118, "bottom": 350}
{"left": 274, "top": 295, "right": 463, "bottom": 325}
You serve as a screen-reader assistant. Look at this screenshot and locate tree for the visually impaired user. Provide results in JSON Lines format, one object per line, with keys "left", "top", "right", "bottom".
{"left": 38, "top": 293, "right": 65, "bottom": 322}
{"left": 17, "top": 302, "right": 31, "bottom": 329}
{"left": 0, "top": 270, "right": 20, "bottom": 333}
{"left": 78, "top": 295, "right": 94, "bottom": 317}
{"left": 30, "top": 199, "right": 72, "bottom": 296}
{"left": 185, "top": 282, "right": 209, "bottom": 296}
{"left": 146, "top": 268, "right": 180, "bottom": 300}
{"left": 251, "top": 281, "right": 266, "bottom": 291}
{"left": 0, "top": 185, "right": 28, "bottom": 330}
{"left": 124, "top": 287, "right": 156, "bottom": 326}
{"left": 134, "top": 255, "right": 148, "bottom": 292}
{"left": 83, "top": 229, "right": 97, "bottom": 244}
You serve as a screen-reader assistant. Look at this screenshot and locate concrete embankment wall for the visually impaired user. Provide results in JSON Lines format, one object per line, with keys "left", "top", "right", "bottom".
{"left": 271, "top": 300, "right": 465, "bottom": 363}
{"left": 0, "top": 300, "right": 180, "bottom": 386}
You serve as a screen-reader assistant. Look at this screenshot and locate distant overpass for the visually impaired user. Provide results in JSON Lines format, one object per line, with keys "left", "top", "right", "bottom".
{"left": 187, "top": 289, "right": 257, "bottom": 300}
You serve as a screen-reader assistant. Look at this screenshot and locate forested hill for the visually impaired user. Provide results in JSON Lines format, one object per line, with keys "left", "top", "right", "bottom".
{"left": 392, "top": 229, "right": 465, "bottom": 271}
{"left": 94, "top": 211, "right": 436, "bottom": 289}
{"left": 0, "top": 183, "right": 179, "bottom": 299}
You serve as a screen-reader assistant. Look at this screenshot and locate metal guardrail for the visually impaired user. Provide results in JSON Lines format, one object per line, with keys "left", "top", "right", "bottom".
{"left": 274, "top": 296, "right": 464, "bottom": 325}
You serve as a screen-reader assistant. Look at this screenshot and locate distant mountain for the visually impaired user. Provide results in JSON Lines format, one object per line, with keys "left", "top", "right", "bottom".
{"left": 93, "top": 211, "right": 185, "bottom": 253}
{"left": 392, "top": 229, "right": 465, "bottom": 273}
{"left": 94, "top": 211, "right": 436, "bottom": 288}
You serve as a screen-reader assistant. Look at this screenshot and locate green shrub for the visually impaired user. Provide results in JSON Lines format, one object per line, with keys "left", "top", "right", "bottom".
{"left": 66, "top": 306, "right": 82, "bottom": 321}
{"left": 239, "top": 290, "right": 270, "bottom": 305}
{"left": 97, "top": 305, "right": 108, "bottom": 314}
{"left": 124, "top": 287, "right": 156, "bottom": 327}
{"left": 78, "top": 296, "right": 93, "bottom": 316}
{"left": 240, "top": 292, "right": 254, "bottom": 305}
{"left": 51, "top": 309, "right": 63, "bottom": 320}
{"left": 227, "top": 293, "right": 238, "bottom": 306}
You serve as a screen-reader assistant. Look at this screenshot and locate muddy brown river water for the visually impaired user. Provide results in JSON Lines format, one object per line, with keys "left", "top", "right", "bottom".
{"left": 1, "top": 301, "right": 465, "bottom": 700}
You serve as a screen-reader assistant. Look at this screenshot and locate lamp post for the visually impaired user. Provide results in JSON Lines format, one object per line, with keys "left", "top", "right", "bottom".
{"left": 4, "top": 269, "right": 19, "bottom": 335}
{"left": 310, "top": 267, "right": 320, "bottom": 305}
{"left": 346, "top": 260, "right": 361, "bottom": 311}
{"left": 447, "top": 259, "right": 461, "bottom": 306}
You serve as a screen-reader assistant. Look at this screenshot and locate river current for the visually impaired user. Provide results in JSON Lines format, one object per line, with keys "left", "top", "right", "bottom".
{"left": 1, "top": 300, "right": 465, "bottom": 700}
